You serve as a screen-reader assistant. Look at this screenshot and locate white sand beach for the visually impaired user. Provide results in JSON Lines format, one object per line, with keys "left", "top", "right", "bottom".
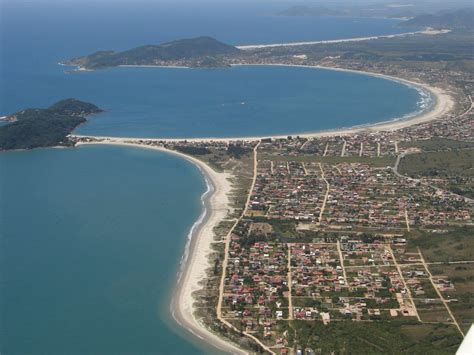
{"left": 229, "top": 64, "right": 454, "bottom": 138}
{"left": 235, "top": 28, "right": 450, "bottom": 50}
{"left": 75, "top": 141, "right": 245, "bottom": 354}
{"left": 73, "top": 64, "right": 454, "bottom": 143}
{"left": 71, "top": 63, "right": 455, "bottom": 354}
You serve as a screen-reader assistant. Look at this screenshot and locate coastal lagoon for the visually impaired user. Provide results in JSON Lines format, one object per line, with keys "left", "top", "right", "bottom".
{"left": 0, "top": 1, "right": 431, "bottom": 354}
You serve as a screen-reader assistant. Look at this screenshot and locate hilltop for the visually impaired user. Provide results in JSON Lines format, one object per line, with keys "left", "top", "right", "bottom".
{"left": 63, "top": 36, "right": 241, "bottom": 69}
{"left": 400, "top": 8, "right": 474, "bottom": 31}
{"left": 0, "top": 99, "right": 102, "bottom": 150}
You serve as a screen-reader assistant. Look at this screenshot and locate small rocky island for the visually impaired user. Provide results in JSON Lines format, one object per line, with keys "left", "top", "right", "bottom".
{"left": 63, "top": 36, "right": 241, "bottom": 70}
{"left": 0, "top": 99, "right": 102, "bottom": 151}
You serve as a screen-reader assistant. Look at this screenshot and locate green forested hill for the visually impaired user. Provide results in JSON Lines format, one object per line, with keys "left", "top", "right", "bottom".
{"left": 0, "top": 99, "right": 102, "bottom": 150}
{"left": 401, "top": 9, "right": 474, "bottom": 31}
{"left": 64, "top": 36, "right": 240, "bottom": 69}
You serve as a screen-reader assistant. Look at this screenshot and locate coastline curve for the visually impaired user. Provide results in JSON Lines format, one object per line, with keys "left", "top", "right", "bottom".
{"left": 72, "top": 64, "right": 454, "bottom": 142}
{"left": 71, "top": 64, "right": 456, "bottom": 354}
{"left": 76, "top": 141, "right": 245, "bottom": 355}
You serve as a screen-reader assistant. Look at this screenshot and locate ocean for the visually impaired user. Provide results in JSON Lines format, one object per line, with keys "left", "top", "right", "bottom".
{"left": 0, "top": 145, "right": 214, "bottom": 354}
{"left": 71, "top": 65, "right": 427, "bottom": 138}
{"left": 1, "top": 1, "right": 426, "bottom": 354}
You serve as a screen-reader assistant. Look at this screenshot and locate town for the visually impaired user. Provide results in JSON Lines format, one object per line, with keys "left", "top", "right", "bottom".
{"left": 68, "top": 25, "right": 474, "bottom": 355}
{"left": 71, "top": 89, "right": 473, "bottom": 353}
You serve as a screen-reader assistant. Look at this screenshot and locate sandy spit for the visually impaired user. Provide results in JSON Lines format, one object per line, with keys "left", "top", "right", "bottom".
{"left": 235, "top": 28, "right": 450, "bottom": 50}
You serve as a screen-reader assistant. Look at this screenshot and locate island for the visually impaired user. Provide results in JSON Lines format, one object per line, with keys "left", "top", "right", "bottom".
{"left": 0, "top": 98, "right": 102, "bottom": 150}
{"left": 62, "top": 36, "right": 241, "bottom": 70}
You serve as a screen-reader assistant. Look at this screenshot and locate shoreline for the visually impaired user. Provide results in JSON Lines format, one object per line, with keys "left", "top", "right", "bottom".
{"left": 119, "top": 64, "right": 191, "bottom": 69}
{"left": 69, "top": 64, "right": 455, "bottom": 354}
{"left": 230, "top": 63, "right": 453, "bottom": 136}
{"left": 235, "top": 28, "right": 450, "bottom": 50}
{"left": 72, "top": 63, "right": 454, "bottom": 143}
{"left": 59, "top": 27, "right": 450, "bottom": 73}
{"left": 75, "top": 141, "right": 246, "bottom": 355}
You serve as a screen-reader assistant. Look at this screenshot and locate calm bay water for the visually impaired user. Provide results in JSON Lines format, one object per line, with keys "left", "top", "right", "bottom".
{"left": 1, "top": 1, "right": 426, "bottom": 354}
{"left": 73, "top": 65, "right": 425, "bottom": 138}
{"left": 1, "top": 0, "right": 420, "bottom": 121}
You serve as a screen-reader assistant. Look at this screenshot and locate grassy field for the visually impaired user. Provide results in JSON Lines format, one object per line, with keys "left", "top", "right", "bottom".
{"left": 429, "top": 263, "right": 474, "bottom": 333}
{"left": 407, "top": 226, "right": 474, "bottom": 263}
{"left": 274, "top": 320, "right": 462, "bottom": 354}
{"left": 399, "top": 149, "right": 474, "bottom": 177}
{"left": 399, "top": 138, "right": 474, "bottom": 151}
{"left": 399, "top": 148, "right": 474, "bottom": 198}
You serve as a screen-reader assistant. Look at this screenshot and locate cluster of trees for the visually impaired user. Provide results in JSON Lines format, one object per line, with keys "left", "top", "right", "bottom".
{"left": 174, "top": 145, "right": 211, "bottom": 155}
{"left": 401, "top": 8, "right": 474, "bottom": 31}
{"left": 282, "top": 320, "right": 462, "bottom": 354}
{"left": 0, "top": 115, "right": 85, "bottom": 150}
{"left": 0, "top": 99, "right": 102, "bottom": 150}
{"left": 226, "top": 144, "right": 250, "bottom": 158}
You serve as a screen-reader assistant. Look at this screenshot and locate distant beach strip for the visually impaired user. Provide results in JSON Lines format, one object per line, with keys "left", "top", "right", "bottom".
{"left": 235, "top": 28, "right": 451, "bottom": 50}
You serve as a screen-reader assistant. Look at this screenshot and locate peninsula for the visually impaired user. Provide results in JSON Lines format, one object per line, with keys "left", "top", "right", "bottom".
{"left": 62, "top": 36, "right": 240, "bottom": 70}
{"left": 0, "top": 99, "right": 102, "bottom": 150}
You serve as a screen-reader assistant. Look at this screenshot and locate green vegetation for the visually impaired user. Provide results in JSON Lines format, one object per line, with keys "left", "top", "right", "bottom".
{"left": 400, "top": 137, "right": 474, "bottom": 151}
{"left": 174, "top": 146, "right": 211, "bottom": 155}
{"left": 401, "top": 8, "right": 474, "bottom": 31}
{"left": 227, "top": 144, "right": 251, "bottom": 159}
{"left": 65, "top": 36, "right": 240, "bottom": 69}
{"left": 171, "top": 143, "right": 254, "bottom": 214}
{"left": 430, "top": 264, "right": 474, "bottom": 333}
{"left": 399, "top": 149, "right": 474, "bottom": 176}
{"left": 260, "top": 31, "right": 474, "bottom": 71}
{"left": 277, "top": 320, "right": 462, "bottom": 354}
{"left": 0, "top": 99, "right": 102, "bottom": 150}
{"left": 407, "top": 226, "right": 474, "bottom": 263}
{"left": 399, "top": 149, "right": 474, "bottom": 197}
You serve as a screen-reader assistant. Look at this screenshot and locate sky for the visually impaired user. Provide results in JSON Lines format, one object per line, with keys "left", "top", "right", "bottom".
{"left": 2, "top": 0, "right": 473, "bottom": 3}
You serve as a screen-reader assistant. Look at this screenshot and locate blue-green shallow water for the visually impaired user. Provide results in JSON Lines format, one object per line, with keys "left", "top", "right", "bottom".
{"left": 0, "top": 145, "right": 220, "bottom": 355}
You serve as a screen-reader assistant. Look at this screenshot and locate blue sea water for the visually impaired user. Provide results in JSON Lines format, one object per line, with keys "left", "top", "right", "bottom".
{"left": 1, "top": 1, "right": 427, "bottom": 354}
{"left": 74, "top": 65, "right": 424, "bottom": 138}
{"left": 0, "top": 145, "right": 215, "bottom": 354}
{"left": 1, "top": 0, "right": 423, "bottom": 133}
